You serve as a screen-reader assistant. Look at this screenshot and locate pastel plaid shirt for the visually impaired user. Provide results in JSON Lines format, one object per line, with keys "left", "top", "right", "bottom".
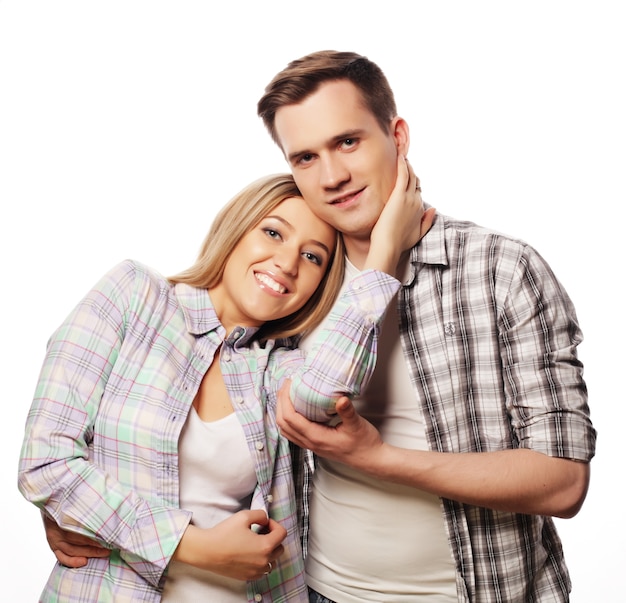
{"left": 295, "top": 211, "right": 596, "bottom": 602}
{"left": 18, "top": 259, "right": 399, "bottom": 603}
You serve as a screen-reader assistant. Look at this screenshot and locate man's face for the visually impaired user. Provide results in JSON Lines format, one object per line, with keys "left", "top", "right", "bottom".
{"left": 274, "top": 80, "right": 405, "bottom": 242}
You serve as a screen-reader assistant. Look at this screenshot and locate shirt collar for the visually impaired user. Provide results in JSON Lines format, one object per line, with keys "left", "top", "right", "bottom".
{"left": 344, "top": 207, "right": 448, "bottom": 286}
{"left": 410, "top": 206, "right": 448, "bottom": 268}
{"left": 173, "top": 282, "right": 260, "bottom": 345}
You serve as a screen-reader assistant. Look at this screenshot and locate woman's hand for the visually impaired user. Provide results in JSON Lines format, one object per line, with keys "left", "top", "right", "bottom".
{"left": 365, "top": 155, "right": 435, "bottom": 274}
{"left": 173, "top": 509, "right": 287, "bottom": 581}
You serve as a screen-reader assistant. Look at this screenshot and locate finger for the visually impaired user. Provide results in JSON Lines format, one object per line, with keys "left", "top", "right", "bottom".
{"left": 86, "top": 546, "right": 110, "bottom": 558}
{"left": 247, "top": 509, "right": 270, "bottom": 529}
{"left": 276, "top": 380, "right": 293, "bottom": 424}
{"left": 279, "top": 415, "right": 320, "bottom": 450}
{"left": 259, "top": 553, "right": 283, "bottom": 580}
{"left": 266, "top": 518, "right": 288, "bottom": 541}
{"left": 57, "top": 536, "right": 109, "bottom": 549}
{"left": 334, "top": 396, "right": 356, "bottom": 421}
{"left": 53, "top": 550, "right": 89, "bottom": 568}
{"left": 61, "top": 544, "right": 110, "bottom": 558}
{"left": 270, "top": 544, "right": 285, "bottom": 560}
{"left": 393, "top": 154, "right": 409, "bottom": 193}
{"left": 277, "top": 379, "right": 292, "bottom": 399}
{"left": 44, "top": 516, "right": 107, "bottom": 550}
{"left": 420, "top": 207, "right": 437, "bottom": 238}
{"left": 279, "top": 426, "right": 307, "bottom": 449}
{"left": 405, "top": 159, "right": 417, "bottom": 192}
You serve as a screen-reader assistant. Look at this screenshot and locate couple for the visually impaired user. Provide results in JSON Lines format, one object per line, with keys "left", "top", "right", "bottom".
{"left": 19, "top": 51, "right": 596, "bottom": 603}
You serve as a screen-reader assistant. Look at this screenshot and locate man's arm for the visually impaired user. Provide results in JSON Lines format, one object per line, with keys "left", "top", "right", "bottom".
{"left": 42, "top": 514, "right": 110, "bottom": 567}
{"left": 277, "top": 390, "right": 590, "bottom": 519}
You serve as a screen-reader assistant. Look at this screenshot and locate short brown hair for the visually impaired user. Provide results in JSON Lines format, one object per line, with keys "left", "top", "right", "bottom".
{"left": 169, "top": 174, "right": 345, "bottom": 341}
{"left": 258, "top": 50, "right": 398, "bottom": 147}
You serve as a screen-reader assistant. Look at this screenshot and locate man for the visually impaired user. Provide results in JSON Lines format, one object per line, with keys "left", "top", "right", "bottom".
{"left": 45, "top": 51, "right": 595, "bottom": 602}
{"left": 257, "top": 51, "right": 595, "bottom": 602}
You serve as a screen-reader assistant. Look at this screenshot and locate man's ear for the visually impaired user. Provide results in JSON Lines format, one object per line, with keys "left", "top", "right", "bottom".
{"left": 391, "top": 117, "right": 410, "bottom": 156}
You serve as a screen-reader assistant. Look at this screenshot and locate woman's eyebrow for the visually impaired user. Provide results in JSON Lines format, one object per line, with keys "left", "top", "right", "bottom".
{"left": 264, "top": 214, "right": 331, "bottom": 255}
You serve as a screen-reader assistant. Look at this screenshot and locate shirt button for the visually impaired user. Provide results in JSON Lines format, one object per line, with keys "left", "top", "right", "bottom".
{"left": 236, "top": 397, "right": 245, "bottom": 405}
{"left": 444, "top": 321, "right": 456, "bottom": 336}
{"left": 254, "top": 595, "right": 262, "bottom": 602}
{"left": 255, "top": 441, "right": 264, "bottom": 451}
{"left": 266, "top": 494, "right": 274, "bottom": 504}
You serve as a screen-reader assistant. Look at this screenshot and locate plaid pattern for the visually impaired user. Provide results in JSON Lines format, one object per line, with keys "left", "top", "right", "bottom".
{"left": 296, "top": 212, "right": 596, "bottom": 602}
{"left": 18, "top": 260, "right": 399, "bottom": 603}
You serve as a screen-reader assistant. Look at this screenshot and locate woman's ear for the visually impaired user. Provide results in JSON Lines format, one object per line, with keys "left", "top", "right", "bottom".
{"left": 391, "top": 117, "right": 410, "bottom": 156}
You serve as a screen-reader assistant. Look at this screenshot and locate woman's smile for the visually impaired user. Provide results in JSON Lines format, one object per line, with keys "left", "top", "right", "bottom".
{"left": 209, "top": 196, "right": 335, "bottom": 332}
{"left": 254, "top": 271, "right": 289, "bottom": 295}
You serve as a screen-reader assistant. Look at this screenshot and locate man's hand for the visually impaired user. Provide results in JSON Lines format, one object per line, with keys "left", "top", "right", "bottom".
{"left": 277, "top": 382, "right": 383, "bottom": 470}
{"left": 42, "top": 514, "right": 109, "bottom": 568}
{"left": 277, "top": 381, "right": 589, "bottom": 518}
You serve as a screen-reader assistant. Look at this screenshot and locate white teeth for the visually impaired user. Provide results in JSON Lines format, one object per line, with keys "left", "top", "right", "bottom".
{"left": 255, "top": 273, "right": 287, "bottom": 294}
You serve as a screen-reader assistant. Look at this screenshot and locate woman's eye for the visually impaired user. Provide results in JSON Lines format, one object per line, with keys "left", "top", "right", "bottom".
{"left": 302, "top": 251, "right": 323, "bottom": 266}
{"left": 263, "top": 228, "right": 281, "bottom": 240}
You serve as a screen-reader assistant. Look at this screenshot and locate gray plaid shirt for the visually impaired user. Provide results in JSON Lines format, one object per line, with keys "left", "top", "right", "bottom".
{"left": 294, "top": 210, "right": 596, "bottom": 602}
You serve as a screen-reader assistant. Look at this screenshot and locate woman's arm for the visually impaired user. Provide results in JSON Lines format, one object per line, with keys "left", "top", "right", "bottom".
{"left": 283, "top": 269, "right": 399, "bottom": 421}
{"left": 42, "top": 513, "right": 110, "bottom": 568}
{"left": 283, "top": 156, "right": 435, "bottom": 421}
{"left": 18, "top": 262, "right": 191, "bottom": 587}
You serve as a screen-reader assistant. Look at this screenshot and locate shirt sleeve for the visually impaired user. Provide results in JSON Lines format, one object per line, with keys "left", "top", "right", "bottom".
{"left": 272, "top": 269, "right": 400, "bottom": 422}
{"left": 499, "top": 245, "right": 596, "bottom": 461}
{"left": 18, "top": 261, "right": 191, "bottom": 588}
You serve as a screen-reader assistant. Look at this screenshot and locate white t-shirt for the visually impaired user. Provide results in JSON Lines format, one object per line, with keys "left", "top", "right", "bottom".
{"left": 162, "top": 408, "right": 256, "bottom": 602}
{"left": 302, "top": 260, "right": 457, "bottom": 602}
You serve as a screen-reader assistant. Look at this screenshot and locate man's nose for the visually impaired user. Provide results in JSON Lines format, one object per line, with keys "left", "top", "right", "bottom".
{"left": 320, "top": 155, "right": 350, "bottom": 190}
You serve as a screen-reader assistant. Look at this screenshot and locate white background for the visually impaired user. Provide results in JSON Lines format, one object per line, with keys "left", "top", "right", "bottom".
{"left": 1, "top": 1, "right": 623, "bottom": 600}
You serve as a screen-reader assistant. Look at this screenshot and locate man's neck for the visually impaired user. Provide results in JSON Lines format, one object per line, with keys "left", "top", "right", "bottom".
{"left": 345, "top": 235, "right": 412, "bottom": 280}
{"left": 344, "top": 237, "right": 371, "bottom": 270}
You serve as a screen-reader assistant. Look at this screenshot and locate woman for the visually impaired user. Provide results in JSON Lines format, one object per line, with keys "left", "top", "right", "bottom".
{"left": 19, "top": 160, "right": 430, "bottom": 602}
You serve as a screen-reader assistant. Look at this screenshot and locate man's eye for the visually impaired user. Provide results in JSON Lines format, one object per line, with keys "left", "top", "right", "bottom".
{"left": 341, "top": 138, "right": 357, "bottom": 150}
{"left": 298, "top": 153, "right": 314, "bottom": 165}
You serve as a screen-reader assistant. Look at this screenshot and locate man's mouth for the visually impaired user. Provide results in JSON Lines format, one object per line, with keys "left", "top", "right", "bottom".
{"left": 329, "top": 188, "right": 364, "bottom": 206}
{"left": 254, "top": 272, "right": 288, "bottom": 294}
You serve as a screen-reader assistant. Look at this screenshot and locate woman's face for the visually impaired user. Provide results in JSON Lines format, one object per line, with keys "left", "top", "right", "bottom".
{"left": 210, "top": 196, "right": 336, "bottom": 332}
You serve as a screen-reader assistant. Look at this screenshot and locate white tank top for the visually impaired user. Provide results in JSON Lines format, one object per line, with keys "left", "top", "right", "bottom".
{"left": 162, "top": 408, "right": 257, "bottom": 602}
{"left": 303, "top": 260, "right": 457, "bottom": 602}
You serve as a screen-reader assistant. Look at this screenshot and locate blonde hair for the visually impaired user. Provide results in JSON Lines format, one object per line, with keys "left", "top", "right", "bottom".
{"left": 169, "top": 173, "right": 345, "bottom": 341}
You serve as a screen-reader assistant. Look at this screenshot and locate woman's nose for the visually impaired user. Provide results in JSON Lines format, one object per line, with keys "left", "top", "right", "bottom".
{"left": 273, "top": 247, "right": 299, "bottom": 276}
